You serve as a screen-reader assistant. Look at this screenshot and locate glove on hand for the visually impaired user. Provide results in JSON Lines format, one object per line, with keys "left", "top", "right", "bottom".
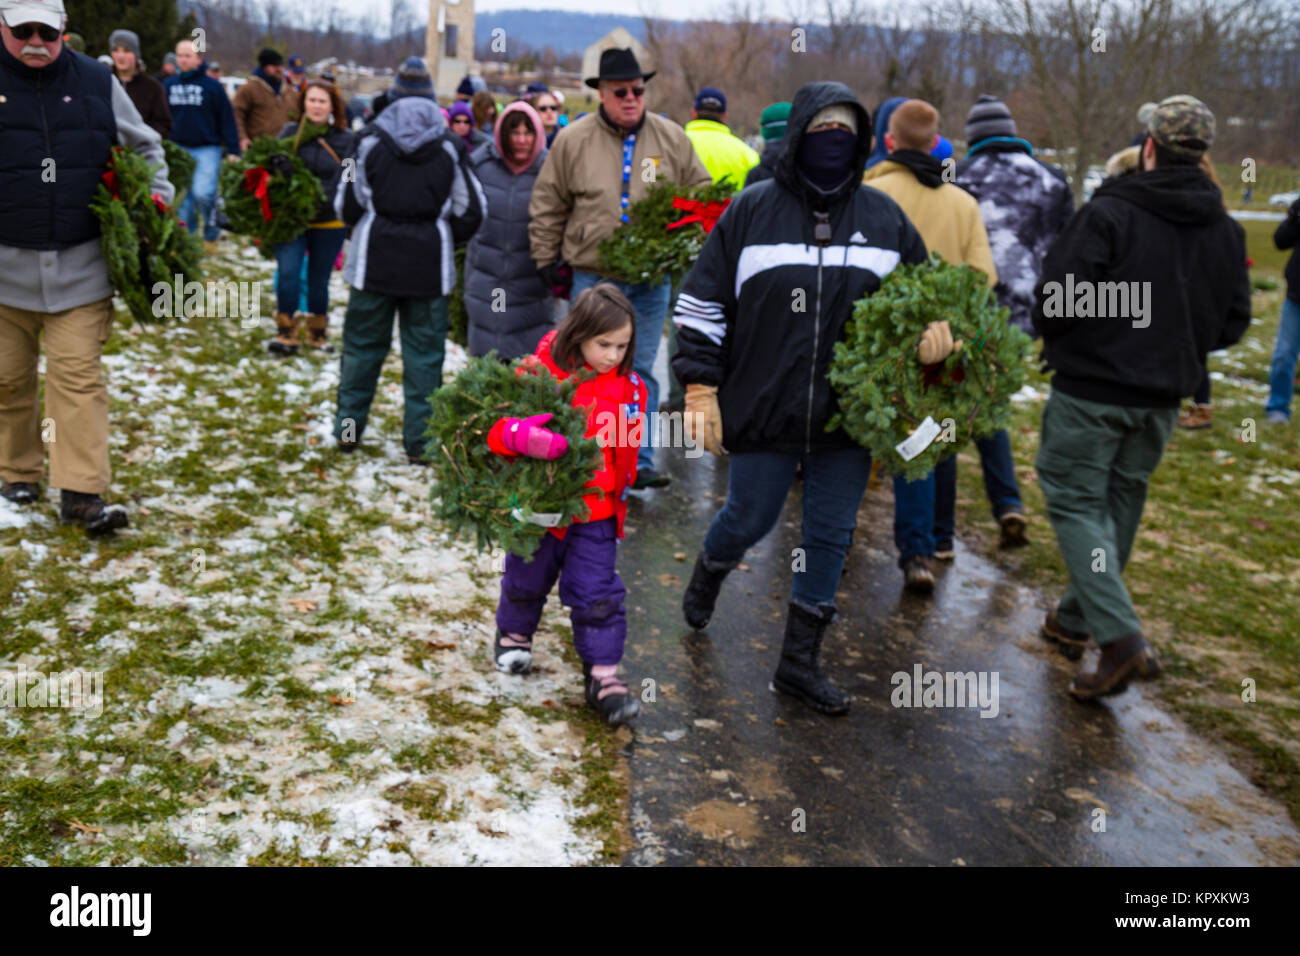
{"left": 918, "top": 320, "right": 961, "bottom": 364}
{"left": 501, "top": 413, "right": 568, "bottom": 460}
{"left": 684, "top": 384, "right": 725, "bottom": 456}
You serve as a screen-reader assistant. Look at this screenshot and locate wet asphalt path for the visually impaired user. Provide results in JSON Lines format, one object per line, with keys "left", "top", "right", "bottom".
{"left": 614, "top": 449, "right": 1300, "bottom": 866}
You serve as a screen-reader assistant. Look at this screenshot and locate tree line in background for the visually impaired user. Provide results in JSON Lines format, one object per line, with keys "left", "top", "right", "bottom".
{"left": 66, "top": 0, "right": 1299, "bottom": 192}
{"left": 643, "top": 0, "right": 1299, "bottom": 191}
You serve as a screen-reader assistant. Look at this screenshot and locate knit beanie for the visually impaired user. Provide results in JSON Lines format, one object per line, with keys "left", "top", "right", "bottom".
{"left": 965, "top": 95, "right": 1016, "bottom": 146}
{"left": 807, "top": 104, "right": 857, "bottom": 134}
{"left": 392, "top": 57, "right": 435, "bottom": 100}
{"left": 760, "top": 102, "right": 791, "bottom": 142}
{"left": 258, "top": 48, "right": 284, "bottom": 68}
{"left": 107, "top": 29, "right": 140, "bottom": 61}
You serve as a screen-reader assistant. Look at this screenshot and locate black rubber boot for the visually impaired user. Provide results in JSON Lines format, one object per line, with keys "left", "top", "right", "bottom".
{"left": 682, "top": 551, "right": 732, "bottom": 630}
{"left": 771, "top": 601, "right": 851, "bottom": 716}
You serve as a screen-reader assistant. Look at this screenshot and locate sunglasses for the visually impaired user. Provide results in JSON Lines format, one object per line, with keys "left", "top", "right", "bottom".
{"left": 611, "top": 86, "right": 645, "bottom": 100}
{"left": 10, "top": 23, "right": 61, "bottom": 42}
{"left": 451, "top": 116, "right": 471, "bottom": 124}
{"left": 536, "top": 104, "right": 558, "bottom": 112}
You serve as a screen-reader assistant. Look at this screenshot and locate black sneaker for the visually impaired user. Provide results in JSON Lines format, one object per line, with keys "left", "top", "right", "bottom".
{"left": 583, "top": 665, "right": 640, "bottom": 726}
{"left": 934, "top": 538, "right": 955, "bottom": 561}
{"left": 632, "top": 468, "right": 670, "bottom": 489}
{"left": 494, "top": 629, "right": 533, "bottom": 674}
{"left": 1, "top": 481, "right": 40, "bottom": 505}
{"left": 902, "top": 555, "right": 935, "bottom": 594}
{"left": 60, "top": 491, "right": 129, "bottom": 536}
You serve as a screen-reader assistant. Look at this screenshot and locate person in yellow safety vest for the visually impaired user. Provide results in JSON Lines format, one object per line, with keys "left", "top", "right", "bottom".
{"left": 683, "top": 87, "right": 759, "bottom": 189}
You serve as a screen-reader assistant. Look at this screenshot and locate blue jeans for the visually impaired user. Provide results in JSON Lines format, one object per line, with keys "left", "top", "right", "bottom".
{"left": 176, "top": 144, "right": 223, "bottom": 242}
{"left": 273, "top": 228, "right": 346, "bottom": 315}
{"left": 1266, "top": 297, "right": 1300, "bottom": 419}
{"left": 894, "top": 431, "right": 1023, "bottom": 562}
{"left": 572, "top": 270, "right": 672, "bottom": 472}
{"left": 702, "top": 446, "right": 873, "bottom": 609}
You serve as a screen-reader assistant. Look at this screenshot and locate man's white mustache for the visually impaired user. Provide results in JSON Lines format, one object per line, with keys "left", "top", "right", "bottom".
{"left": 21, "top": 46, "right": 51, "bottom": 58}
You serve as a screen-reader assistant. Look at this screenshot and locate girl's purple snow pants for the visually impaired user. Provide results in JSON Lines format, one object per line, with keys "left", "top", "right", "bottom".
{"left": 495, "top": 516, "right": 627, "bottom": 666}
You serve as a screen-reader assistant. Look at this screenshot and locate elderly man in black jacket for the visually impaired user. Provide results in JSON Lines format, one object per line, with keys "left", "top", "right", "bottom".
{"left": 1032, "top": 94, "right": 1251, "bottom": 699}
{"left": 672, "top": 81, "right": 946, "bottom": 716}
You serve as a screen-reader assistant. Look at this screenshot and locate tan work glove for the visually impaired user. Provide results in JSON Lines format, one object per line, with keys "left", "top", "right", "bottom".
{"left": 918, "top": 320, "right": 961, "bottom": 364}
{"left": 684, "top": 384, "right": 726, "bottom": 456}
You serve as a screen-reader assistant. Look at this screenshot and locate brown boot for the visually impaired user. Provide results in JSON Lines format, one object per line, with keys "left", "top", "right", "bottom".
{"left": 1069, "top": 633, "right": 1161, "bottom": 700}
{"left": 268, "top": 311, "right": 300, "bottom": 356}
{"left": 1040, "top": 608, "right": 1091, "bottom": 660}
{"left": 303, "top": 313, "right": 334, "bottom": 353}
{"left": 1176, "top": 403, "right": 1212, "bottom": 430}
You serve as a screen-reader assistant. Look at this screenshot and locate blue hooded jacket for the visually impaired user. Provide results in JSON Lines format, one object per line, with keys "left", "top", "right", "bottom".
{"left": 164, "top": 61, "right": 240, "bottom": 154}
{"left": 864, "top": 97, "right": 905, "bottom": 170}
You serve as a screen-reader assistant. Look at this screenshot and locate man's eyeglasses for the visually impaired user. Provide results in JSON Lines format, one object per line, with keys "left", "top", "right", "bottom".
{"left": 611, "top": 86, "right": 645, "bottom": 100}
{"left": 10, "top": 23, "right": 61, "bottom": 43}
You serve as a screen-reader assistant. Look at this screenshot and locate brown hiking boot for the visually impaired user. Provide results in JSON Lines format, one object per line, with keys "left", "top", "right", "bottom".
{"left": 303, "top": 313, "right": 334, "bottom": 354}
{"left": 1041, "top": 608, "right": 1091, "bottom": 660}
{"left": 1069, "top": 633, "right": 1161, "bottom": 700}
{"left": 268, "top": 311, "right": 300, "bottom": 356}
{"left": 1176, "top": 403, "right": 1212, "bottom": 430}
{"left": 998, "top": 509, "right": 1029, "bottom": 548}
{"left": 902, "top": 555, "right": 935, "bottom": 594}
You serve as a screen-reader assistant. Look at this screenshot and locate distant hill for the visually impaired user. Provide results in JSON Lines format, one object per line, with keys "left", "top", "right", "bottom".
{"left": 474, "top": 10, "right": 660, "bottom": 56}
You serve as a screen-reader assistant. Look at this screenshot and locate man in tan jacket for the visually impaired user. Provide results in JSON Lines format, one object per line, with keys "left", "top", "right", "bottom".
{"left": 232, "top": 48, "right": 290, "bottom": 151}
{"left": 861, "top": 99, "right": 1004, "bottom": 594}
{"left": 529, "top": 48, "right": 711, "bottom": 488}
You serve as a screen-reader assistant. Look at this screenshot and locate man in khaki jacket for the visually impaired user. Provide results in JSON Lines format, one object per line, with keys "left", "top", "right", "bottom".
{"left": 861, "top": 99, "right": 1007, "bottom": 594}
{"left": 529, "top": 47, "right": 711, "bottom": 488}
{"left": 232, "top": 47, "right": 290, "bottom": 150}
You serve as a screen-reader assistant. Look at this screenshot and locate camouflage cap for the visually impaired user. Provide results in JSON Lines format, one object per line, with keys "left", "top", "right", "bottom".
{"left": 1147, "top": 94, "right": 1214, "bottom": 158}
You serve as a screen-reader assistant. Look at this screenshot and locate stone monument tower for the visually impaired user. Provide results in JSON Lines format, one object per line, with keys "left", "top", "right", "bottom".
{"left": 426, "top": 0, "right": 476, "bottom": 98}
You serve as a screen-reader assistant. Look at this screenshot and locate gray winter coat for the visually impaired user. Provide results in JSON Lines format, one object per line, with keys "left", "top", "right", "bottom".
{"left": 464, "top": 140, "right": 554, "bottom": 360}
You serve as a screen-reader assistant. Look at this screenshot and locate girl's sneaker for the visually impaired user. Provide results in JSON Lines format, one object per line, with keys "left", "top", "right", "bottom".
{"left": 494, "top": 629, "right": 533, "bottom": 674}
{"left": 583, "top": 664, "right": 640, "bottom": 726}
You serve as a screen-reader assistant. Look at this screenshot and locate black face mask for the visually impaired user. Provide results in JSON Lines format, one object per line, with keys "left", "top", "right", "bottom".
{"left": 796, "top": 128, "right": 859, "bottom": 192}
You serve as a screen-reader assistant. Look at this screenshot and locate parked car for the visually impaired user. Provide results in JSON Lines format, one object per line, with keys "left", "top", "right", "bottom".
{"left": 347, "top": 93, "right": 374, "bottom": 131}
{"left": 1269, "top": 191, "right": 1299, "bottom": 209}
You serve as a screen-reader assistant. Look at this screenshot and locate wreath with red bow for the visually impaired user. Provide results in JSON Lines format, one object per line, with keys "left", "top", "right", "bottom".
{"left": 826, "top": 254, "right": 1033, "bottom": 481}
{"left": 597, "top": 179, "right": 735, "bottom": 286}
{"left": 90, "top": 146, "right": 204, "bottom": 326}
{"left": 217, "top": 137, "right": 324, "bottom": 258}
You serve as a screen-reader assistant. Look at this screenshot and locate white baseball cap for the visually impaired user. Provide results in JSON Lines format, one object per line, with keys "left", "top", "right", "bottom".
{"left": 1, "top": 0, "right": 66, "bottom": 30}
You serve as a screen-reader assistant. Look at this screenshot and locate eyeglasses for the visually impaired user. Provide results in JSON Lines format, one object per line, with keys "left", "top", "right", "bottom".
{"left": 611, "top": 86, "right": 645, "bottom": 100}
{"left": 451, "top": 116, "right": 471, "bottom": 124}
{"left": 10, "top": 23, "right": 61, "bottom": 43}
{"left": 536, "top": 104, "right": 558, "bottom": 112}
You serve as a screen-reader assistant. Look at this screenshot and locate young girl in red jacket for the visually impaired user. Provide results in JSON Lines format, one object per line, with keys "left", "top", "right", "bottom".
{"left": 487, "top": 284, "right": 645, "bottom": 726}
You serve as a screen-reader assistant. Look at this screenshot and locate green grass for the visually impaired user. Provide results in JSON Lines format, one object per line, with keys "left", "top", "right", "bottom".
{"left": 954, "top": 262, "right": 1300, "bottom": 825}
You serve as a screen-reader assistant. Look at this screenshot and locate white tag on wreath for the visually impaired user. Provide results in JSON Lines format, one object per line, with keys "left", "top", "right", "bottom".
{"left": 511, "top": 507, "right": 564, "bottom": 528}
{"left": 894, "top": 415, "right": 942, "bottom": 462}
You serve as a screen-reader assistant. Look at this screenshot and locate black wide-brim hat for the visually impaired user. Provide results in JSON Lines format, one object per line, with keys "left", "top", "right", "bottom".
{"left": 585, "top": 48, "right": 655, "bottom": 89}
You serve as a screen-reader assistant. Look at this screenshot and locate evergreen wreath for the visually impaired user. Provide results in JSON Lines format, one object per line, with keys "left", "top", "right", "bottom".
{"left": 162, "top": 140, "right": 196, "bottom": 201}
{"left": 827, "top": 253, "right": 1033, "bottom": 481}
{"left": 427, "top": 355, "right": 605, "bottom": 558}
{"left": 217, "top": 137, "right": 324, "bottom": 257}
{"left": 597, "top": 179, "right": 735, "bottom": 286}
{"left": 90, "top": 146, "right": 204, "bottom": 326}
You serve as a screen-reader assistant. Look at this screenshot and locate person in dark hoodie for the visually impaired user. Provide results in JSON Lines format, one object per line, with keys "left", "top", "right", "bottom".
{"left": 332, "top": 57, "right": 486, "bottom": 465}
{"left": 463, "top": 101, "right": 553, "bottom": 360}
{"left": 164, "top": 37, "right": 240, "bottom": 246}
{"left": 1032, "top": 95, "right": 1251, "bottom": 700}
{"left": 1265, "top": 195, "right": 1300, "bottom": 424}
{"left": 743, "top": 100, "right": 790, "bottom": 188}
{"left": 672, "top": 81, "right": 933, "bottom": 716}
